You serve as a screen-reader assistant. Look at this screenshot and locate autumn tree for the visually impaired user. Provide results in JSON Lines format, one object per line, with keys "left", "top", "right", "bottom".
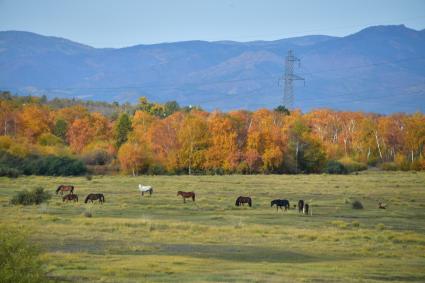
{"left": 177, "top": 113, "right": 209, "bottom": 174}
{"left": 18, "top": 104, "right": 52, "bottom": 142}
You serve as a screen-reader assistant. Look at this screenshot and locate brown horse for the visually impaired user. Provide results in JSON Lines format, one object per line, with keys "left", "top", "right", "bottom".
{"left": 56, "top": 185, "right": 74, "bottom": 195}
{"left": 235, "top": 196, "right": 252, "bottom": 207}
{"left": 84, "top": 193, "right": 105, "bottom": 204}
{"left": 177, "top": 191, "right": 195, "bottom": 203}
{"left": 63, "top": 194, "right": 78, "bottom": 203}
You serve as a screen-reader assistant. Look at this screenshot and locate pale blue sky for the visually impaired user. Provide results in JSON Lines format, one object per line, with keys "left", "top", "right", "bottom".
{"left": 1, "top": 0, "right": 424, "bottom": 47}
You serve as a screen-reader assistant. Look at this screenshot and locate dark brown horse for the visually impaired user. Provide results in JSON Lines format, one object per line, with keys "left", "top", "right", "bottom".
{"left": 177, "top": 191, "right": 195, "bottom": 203}
{"left": 298, "top": 200, "right": 305, "bottom": 213}
{"left": 56, "top": 185, "right": 74, "bottom": 195}
{"left": 235, "top": 196, "right": 252, "bottom": 207}
{"left": 84, "top": 193, "right": 105, "bottom": 204}
{"left": 63, "top": 194, "right": 78, "bottom": 203}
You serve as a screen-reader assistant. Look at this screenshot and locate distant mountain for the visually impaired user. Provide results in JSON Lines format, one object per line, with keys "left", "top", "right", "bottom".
{"left": 0, "top": 25, "right": 424, "bottom": 113}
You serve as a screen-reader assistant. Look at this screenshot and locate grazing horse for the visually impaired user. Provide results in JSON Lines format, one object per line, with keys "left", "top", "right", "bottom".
{"left": 138, "top": 184, "right": 153, "bottom": 196}
{"left": 84, "top": 193, "right": 105, "bottom": 204}
{"left": 56, "top": 185, "right": 74, "bottom": 195}
{"left": 298, "top": 200, "right": 305, "bottom": 213}
{"left": 63, "top": 194, "right": 78, "bottom": 203}
{"left": 271, "top": 199, "right": 290, "bottom": 211}
{"left": 177, "top": 191, "right": 195, "bottom": 203}
{"left": 235, "top": 196, "right": 252, "bottom": 207}
{"left": 303, "top": 203, "right": 310, "bottom": 215}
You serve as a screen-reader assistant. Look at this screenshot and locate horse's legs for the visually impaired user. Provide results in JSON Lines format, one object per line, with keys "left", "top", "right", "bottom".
{"left": 183, "top": 197, "right": 186, "bottom": 203}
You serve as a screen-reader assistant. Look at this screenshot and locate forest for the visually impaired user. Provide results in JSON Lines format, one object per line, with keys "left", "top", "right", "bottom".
{"left": 0, "top": 91, "right": 424, "bottom": 176}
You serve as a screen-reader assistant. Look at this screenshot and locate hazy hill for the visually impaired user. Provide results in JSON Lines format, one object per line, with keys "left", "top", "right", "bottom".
{"left": 0, "top": 25, "right": 424, "bottom": 113}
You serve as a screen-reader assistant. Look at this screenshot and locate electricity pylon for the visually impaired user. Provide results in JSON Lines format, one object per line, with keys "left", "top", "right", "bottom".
{"left": 283, "top": 50, "right": 304, "bottom": 110}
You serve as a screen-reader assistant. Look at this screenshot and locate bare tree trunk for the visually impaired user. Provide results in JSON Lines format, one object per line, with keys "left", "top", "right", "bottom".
{"left": 375, "top": 131, "right": 383, "bottom": 161}
{"left": 367, "top": 147, "right": 371, "bottom": 161}
{"left": 343, "top": 138, "right": 348, "bottom": 156}
{"left": 295, "top": 141, "right": 299, "bottom": 173}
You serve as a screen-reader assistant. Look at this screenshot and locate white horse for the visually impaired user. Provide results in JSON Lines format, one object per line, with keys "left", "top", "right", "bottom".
{"left": 138, "top": 184, "right": 153, "bottom": 196}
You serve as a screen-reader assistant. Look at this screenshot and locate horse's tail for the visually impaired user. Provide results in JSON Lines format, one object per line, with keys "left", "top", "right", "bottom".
{"left": 101, "top": 194, "right": 105, "bottom": 203}
{"left": 84, "top": 195, "right": 90, "bottom": 203}
{"left": 71, "top": 186, "right": 74, "bottom": 194}
{"left": 248, "top": 198, "right": 252, "bottom": 207}
{"left": 235, "top": 198, "right": 239, "bottom": 206}
{"left": 192, "top": 193, "right": 195, "bottom": 202}
{"left": 56, "top": 185, "right": 62, "bottom": 194}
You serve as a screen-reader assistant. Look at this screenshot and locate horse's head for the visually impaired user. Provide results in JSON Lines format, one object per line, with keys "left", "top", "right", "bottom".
{"left": 177, "top": 191, "right": 182, "bottom": 196}
{"left": 270, "top": 201, "right": 274, "bottom": 207}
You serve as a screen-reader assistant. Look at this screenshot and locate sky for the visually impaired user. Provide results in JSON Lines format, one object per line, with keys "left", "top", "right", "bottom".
{"left": 1, "top": 0, "right": 425, "bottom": 48}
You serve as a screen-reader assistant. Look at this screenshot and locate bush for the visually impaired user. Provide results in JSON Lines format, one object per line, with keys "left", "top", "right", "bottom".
{"left": 339, "top": 157, "right": 367, "bottom": 173}
{"left": 0, "top": 150, "right": 87, "bottom": 176}
{"left": 324, "top": 160, "right": 348, "bottom": 174}
{"left": 0, "top": 166, "right": 20, "bottom": 178}
{"left": 381, "top": 162, "right": 398, "bottom": 171}
{"left": 85, "top": 174, "right": 93, "bottom": 181}
{"left": 352, "top": 200, "right": 364, "bottom": 209}
{"left": 10, "top": 187, "right": 51, "bottom": 205}
{"left": 82, "top": 149, "right": 111, "bottom": 166}
{"left": 147, "top": 164, "right": 166, "bottom": 175}
{"left": 0, "top": 226, "right": 48, "bottom": 282}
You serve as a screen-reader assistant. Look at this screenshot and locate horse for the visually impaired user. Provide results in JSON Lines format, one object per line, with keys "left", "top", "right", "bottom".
{"left": 84, "top": 193, "right": 105, "bottom": 204}
{"left": 56, "top": 185, "right": 74, "bottom": 195}
{"left": 235, "top": 196, "right": 252, "bottom": 207}
{"left": 177, "top": 191, "right": 195, "bottom": 203}
{"left": 63, "top": 193, "right": 78, "bottom": 203}
{"left": 303, "top": 203, "right": 310, "bottom": 215}
{"left": 271, "top": 199, "right": 290, "bottom": 211}
{"left": 298, "top": 200, "right": 305, "bottom": 213}
{"left": 138, "top": 184, "right": 153, "bottom": 196}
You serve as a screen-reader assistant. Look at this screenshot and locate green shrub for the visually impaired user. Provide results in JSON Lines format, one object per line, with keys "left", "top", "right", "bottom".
{"left": 352, "top": 200, "right": 364, "bottom": 209}
{"left": 0, "top": 166, "right": 20, "bottom": 178}
{"left": 0, "top": 150, "right": 87, "bottom": 176}
{"left": 10, "top": 187, "right": 51, "bottom": 205}
{"left": 381, "top": 162, "right": 398, "bottom": 171}
{"left": 339, "top": 158, "right": 367, "bottom": 173}
{"left": 324, "top": 160, "right": 348, "bottom": 174}
{"left": 85, "top": 174, "right": 93, "bottom": 181}
{"left": 0, "top": 226, "right": 48, "bottom": 282}
{"left": 147, "top": 164, "right": 166, "bottom": 175}
{"left": 82, "top": 149, "right": 111, "bottom": 166}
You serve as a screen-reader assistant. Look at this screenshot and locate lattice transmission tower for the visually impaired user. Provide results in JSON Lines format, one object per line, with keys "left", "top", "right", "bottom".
{"left": 283, "top": 50, "right": 304, "bottom": 110}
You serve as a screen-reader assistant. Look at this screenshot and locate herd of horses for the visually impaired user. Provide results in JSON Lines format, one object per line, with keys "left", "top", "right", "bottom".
{"left": 56, "top": 185, "right": 105, "bottom": 204}
{"left": 56, "top": 184, "right": 311, "bottom": 214}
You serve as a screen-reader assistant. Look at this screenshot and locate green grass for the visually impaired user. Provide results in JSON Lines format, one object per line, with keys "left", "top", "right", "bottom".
{"left": 1, "top": 171, "right": 425, "bottom": 282}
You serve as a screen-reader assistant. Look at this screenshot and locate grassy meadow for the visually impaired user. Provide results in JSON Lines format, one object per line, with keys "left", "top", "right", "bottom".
{"left": 1, "top": 171, "right": 425, "bottom": 282}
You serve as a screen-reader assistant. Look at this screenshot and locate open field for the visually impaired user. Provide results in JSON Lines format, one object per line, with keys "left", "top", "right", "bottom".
{"left": 1, "top": 171, "right": 425, "bottom": 282}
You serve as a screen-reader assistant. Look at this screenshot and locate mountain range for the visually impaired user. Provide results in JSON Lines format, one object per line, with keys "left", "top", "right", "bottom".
{"left": 0, "top": 25, "right": 424, "bottom": 113}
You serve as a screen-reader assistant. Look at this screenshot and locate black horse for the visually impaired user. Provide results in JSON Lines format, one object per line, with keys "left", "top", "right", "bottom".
{"left": 298, "top": 200, "right": 305, "bottom": 213}
{"left": 84, "top": 193, "right": 105, "bottom": 204}
{"left": 271, "top": 199, "right": 290, "bottom": 211}
{"left": 235, "top": 196, "right": 252, "bottom": 207}
{"left": 303, "top": 203, "right": 310, "bottom": 215}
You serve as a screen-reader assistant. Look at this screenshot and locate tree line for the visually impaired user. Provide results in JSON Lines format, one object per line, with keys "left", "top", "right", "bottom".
{"left": 0, "top": 92, "right": 424, "bottom": 176}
